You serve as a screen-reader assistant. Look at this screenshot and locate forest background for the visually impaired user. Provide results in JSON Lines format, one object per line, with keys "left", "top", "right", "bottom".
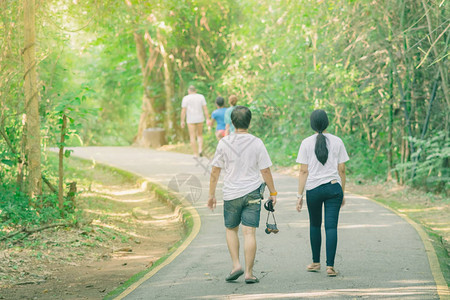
{"left": 0, "top": 0, "right": 448, "bottom": 247}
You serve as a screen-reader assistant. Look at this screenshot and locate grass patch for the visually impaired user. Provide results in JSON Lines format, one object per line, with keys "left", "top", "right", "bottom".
{"left": 43, "top": 152, "right": 139, "bottom": 191}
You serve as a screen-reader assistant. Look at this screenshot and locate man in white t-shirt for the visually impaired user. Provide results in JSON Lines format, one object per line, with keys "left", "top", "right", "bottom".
{"left": 208, "top": 106, "right": 278, "bottom": 284}
{"left": 180, "top": 85, "right": 210, "bottom": 157}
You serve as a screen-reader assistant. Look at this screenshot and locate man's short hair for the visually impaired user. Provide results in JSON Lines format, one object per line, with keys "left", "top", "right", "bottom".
{"left": 228, "top": 95, "right": 238, "bottom": 106}
{"left": 188, "top": 85, "right": 196, "bottom": 92}
{"left": 231, "top": 106, "right": 251, "bottom": 129}
{"left": 216, "top": 96, "right": 225, "bottom": 107}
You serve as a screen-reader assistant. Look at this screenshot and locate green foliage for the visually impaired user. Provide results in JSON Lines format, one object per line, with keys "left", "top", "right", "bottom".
{"left": 396, "top": 132, "right": 449, "bottom": 193}
{"left": 80, "top": 32, "right": 142, "bottom": 145}
{"left": 43, "top": 86, "right": 99, "bottom": 149}
{"left": 0, "top": 184, "right": 77, "bottom": 239}
{"left": 1, "top": 0, "right": 448, "bottom": 201}
{"left": 215, "top": 0, "right": 448, "bottom": 192}
{"left": 342, "top": 135, "right": 389, "bottom": 182}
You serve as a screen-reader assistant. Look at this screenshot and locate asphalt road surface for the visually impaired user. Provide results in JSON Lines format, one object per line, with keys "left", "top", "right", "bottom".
{"left": 69, "top": 147, "right": 441, "bottom": 299}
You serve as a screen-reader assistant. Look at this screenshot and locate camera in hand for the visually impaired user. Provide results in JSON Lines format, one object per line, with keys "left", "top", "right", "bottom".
{"left": 265, "top": 223, "right": 279, "bottom": 234}
{"left": 264, "top": 199, "right": 279, "bottom": 234}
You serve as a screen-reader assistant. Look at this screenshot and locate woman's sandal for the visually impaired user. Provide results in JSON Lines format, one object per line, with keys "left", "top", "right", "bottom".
{"left": 244, "top": 277, "right": 259, "bottom": 284}
{"left": 306, "top": 263, "right": 321, "bottom": 272}
{"left": 327, "top": 266, "right": 338, "bottom": 277}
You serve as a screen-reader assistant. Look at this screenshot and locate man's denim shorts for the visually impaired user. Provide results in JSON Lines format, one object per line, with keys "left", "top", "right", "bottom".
{"left": 223, "top": 185, "right": 263, "bottom": 229}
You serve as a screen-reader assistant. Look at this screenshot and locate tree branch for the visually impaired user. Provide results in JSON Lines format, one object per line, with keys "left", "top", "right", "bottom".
{"left": 0, "top": 222, "right": 71, "bottom": 242}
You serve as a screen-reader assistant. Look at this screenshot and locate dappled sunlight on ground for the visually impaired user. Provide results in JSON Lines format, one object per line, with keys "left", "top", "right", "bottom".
{"left": 431, "top": 227, "right": 450, "bottom": 232}
{"left": 399, "top": 206, "right": 447, "bottom": 212}
{"left": 108, "top": 188, "right": 147, "bottom": 196}
{"left": 83, "top": 193, "right": 150, "bottom": 203}
{"left": 83, "top": 209, "right": 132, "bottom": 217}
{"left": 340, "top": 209, "right": 376, "bottom": 213}
{"left": 194, "top": 286, "right": 438, "bottom": 299}
{"left": 284, "top": 222, "right": 309, "bottom": 229}
{"left": 339, "top": 223, "right": 395, "bottom": 229}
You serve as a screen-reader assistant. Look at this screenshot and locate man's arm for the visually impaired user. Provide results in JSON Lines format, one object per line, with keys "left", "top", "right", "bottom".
{"left": 225, "top": 123, "right": 230, "bottom": 136}
{"left": 203, "top": 105, "right": 210, "bottom": 124}
{"left": 297, "top": 164, "right": 309, "bottom": 212}
{"left": 338, "top": 163, "right": 346, "bottom": 207}
{"left": 208, "top": 166, "right": 221, "bottom": 211}
{"left": 260, "top": 167, "right": 277, "bottom": 205}
{"left": 181, "top": 108, "right": 186, "bottom": 128}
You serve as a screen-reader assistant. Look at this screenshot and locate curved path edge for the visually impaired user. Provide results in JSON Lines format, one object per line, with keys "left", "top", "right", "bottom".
{"left": 66, "top": 156, "right": 202, "bottom": 300}
{"left": 361, "top": 195, "right": 449, "bottom": 298}
{"left": 112, "top": 179, "right": 201, "bottom": 300}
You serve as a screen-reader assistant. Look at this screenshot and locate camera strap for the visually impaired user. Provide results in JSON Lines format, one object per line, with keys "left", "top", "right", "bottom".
{"left": 266, "top": 211, "right": 277, "bottom": 226}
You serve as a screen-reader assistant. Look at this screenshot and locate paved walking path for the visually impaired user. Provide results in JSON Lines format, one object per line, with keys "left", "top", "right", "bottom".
{"left": 69, "top": 147, "right": 442, "bottom": 299}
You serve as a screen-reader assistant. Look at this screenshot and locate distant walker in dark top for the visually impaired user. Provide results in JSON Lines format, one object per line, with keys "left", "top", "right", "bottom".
{"left": 209, "top": 96, "right": 227, "bottom": 140}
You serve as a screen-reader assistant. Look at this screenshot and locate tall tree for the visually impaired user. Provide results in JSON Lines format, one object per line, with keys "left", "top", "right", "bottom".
{"left": 23, "top": 0, "right": 42, "bottom": 197}
{"left": 134, "top": 30, "right": 158, "bottom": 144}
{"left": 158, "top": 29, "right": 175, "bottom": 138}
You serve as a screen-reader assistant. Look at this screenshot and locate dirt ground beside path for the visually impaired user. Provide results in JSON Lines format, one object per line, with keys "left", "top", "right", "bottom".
{"left": 0, "top": 162, "right": 184, "bottom": 300}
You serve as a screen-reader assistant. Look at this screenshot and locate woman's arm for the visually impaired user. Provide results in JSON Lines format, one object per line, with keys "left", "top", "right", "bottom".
{"left": 338, "top": 163, "right": 346, "bottom": 207}
{"left": 297, "top": 164, "right": 309, "bottom": 212}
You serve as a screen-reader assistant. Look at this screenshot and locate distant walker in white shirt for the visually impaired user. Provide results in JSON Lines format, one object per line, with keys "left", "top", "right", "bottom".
{"left": 296, "top": 109, "right": 349, "bottom": 277}
{"left": 180, "top": 85, "right": 210, "bottom": 157}
{"left": 209, "top": 106, "right": 278, "bottom": 284}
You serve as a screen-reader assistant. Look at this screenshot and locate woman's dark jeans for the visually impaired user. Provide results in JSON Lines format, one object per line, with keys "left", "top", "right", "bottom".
{"left": 306, "top": 181, "right": 343, "bottom": 267}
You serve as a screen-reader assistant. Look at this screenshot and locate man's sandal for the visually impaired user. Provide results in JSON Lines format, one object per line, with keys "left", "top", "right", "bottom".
{"left": 225, "top": 269, "right": 244, "bottom": 281}
{"left": 327, "top": 266, "right": 338, "bottom": 277}
{"left": 306, "top": 263, "right": 320, "bottom": 272}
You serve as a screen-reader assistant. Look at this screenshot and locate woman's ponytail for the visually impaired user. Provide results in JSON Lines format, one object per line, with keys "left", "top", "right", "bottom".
{"left": 310, "top": 110, "right": 329, "bottom": 165}
{"left": 315, "top": 132, "right": 328, "bottom": 165}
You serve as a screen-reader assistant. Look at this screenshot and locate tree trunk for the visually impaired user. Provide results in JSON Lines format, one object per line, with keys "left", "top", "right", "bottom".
{"left": 58, "top": 114, "right": 67, "bottom": 213}
{"left": 420, "top": 0, "right": 450, "bottom": 137}
{"left": 421, "top": 76, "right": 439, "bottom": 139}
{"left": 133, "top": 31, "right": 156, "bottom": 144}
{"left": 387, "top": 71, "right": 394, "bottom": 181}
{"left": 420, "top": 0, "right": 449, "bottom": 108}
{"left": 388, "top": 48, "right": 415, "bottom": 155}
{"left": 158, "top": 32, "right": 174, "bottom": 139}
{"left": 23, "top": 0, "right": 41, "bottom": 198}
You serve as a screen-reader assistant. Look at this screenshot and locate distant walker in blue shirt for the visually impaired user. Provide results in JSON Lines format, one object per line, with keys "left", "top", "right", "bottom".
{"left": 210, "top": 96, "right": 228, "bottom": 140}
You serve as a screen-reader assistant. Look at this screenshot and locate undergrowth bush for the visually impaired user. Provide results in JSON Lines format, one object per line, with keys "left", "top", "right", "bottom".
{"left": 0, "top": 183, "right": 78, "bottom": 238}
{"left": 396, "top": 132, "right": 449, "bottom": 194}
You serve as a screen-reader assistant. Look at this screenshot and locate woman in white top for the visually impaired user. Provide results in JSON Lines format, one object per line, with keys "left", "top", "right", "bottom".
{"left": 180, "top": 85, "right": 210, "bottom": 157}
{"left": 296, "top": 109, "right": 349, "bottom": 277}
